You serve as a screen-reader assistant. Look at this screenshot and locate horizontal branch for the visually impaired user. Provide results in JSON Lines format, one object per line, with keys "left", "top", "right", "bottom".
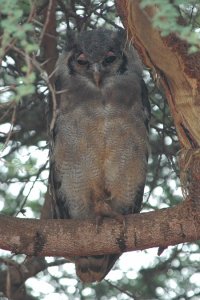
{"left": 0, "top": 201, "right": 199, "bottom": 257}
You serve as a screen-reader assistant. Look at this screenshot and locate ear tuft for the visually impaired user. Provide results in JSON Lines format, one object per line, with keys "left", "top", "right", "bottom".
{"left": 116, "top": 28, "right": 126, "bottom": 41}
{"left": 65, "top": 30, "right": 78, "bottom": 51}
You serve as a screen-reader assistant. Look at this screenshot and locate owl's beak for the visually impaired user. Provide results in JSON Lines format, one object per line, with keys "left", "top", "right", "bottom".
{"left": 93, "top": 63, "right": 101, "bottom": 87}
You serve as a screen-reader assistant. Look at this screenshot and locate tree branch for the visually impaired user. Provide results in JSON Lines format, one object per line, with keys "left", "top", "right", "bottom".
{"left": 115, "top": 0, "right": 200, "bottom": 149}
{"left": 40, "top": 0, "right": 58, "bottom": 80}
{"left": 0, "top": 201, "right": 199, "bottom": 258}
{"left": 0, "top": 257, "right": 47, "bottom": 300}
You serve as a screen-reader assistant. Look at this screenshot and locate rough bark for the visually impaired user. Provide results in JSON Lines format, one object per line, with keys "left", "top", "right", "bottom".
{"left": 0, "top": 257, "right": 46, "bottom": 300}
{"left": 115, "top": 0, "right": 200, "bottom": 212}
{"left": 115, "top": 0, "right": 200, "bottom": 149}
{"left": 0, "top": 201, "right": 199, "bottom": 258}
{"left": 40, "top": 0, "right": 58, "bottom": 80}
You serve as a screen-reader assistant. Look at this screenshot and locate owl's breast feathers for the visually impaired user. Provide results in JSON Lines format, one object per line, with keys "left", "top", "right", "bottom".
{"left": 51, "top": 77, "right": 149, "bottom": 221}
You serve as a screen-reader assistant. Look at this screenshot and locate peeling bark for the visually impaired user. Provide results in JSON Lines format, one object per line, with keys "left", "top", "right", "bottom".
{"left": 115, "top": 0, "right": 200, "bottom": 149}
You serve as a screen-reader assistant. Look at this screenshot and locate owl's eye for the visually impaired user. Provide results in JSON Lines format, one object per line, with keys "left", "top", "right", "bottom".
{"left": 77, "top": 53, "right": 88, "bottom": 65}
{"left": 103, "top": 51, "right": 116, "bottom": 64}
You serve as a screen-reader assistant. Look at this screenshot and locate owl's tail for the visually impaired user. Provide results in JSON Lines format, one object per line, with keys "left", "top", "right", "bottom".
{"left": 75, "top": 254, "right": 119, "bottom": 283}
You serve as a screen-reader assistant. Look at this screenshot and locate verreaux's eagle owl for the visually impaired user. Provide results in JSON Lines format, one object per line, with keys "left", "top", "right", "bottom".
{"left": 49, "top": 29, "right": 150, "bottom": 283}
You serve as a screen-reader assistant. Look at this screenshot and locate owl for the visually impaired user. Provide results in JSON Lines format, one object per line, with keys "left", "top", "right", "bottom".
{"left": 49, "top": 28, "right": 150, "bottom": 283}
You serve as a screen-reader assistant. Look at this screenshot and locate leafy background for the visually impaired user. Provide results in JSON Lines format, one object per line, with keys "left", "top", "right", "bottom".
{"left": 0, "top": 0, "right": 200, "bottom": 299}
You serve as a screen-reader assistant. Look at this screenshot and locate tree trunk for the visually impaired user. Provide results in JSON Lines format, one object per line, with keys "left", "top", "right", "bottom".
{"left": 115, "top": 0, "right": 200, "bottom": 203}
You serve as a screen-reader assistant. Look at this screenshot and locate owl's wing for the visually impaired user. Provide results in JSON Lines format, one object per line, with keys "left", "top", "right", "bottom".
{"left": 49, "top": 160, "right": 70, "bottom": 219}
{"left": 130, "top": 79, "right": 150, "bottom": 214}
{"left": 141, "top": 79, "right": 151, "bottom": 131}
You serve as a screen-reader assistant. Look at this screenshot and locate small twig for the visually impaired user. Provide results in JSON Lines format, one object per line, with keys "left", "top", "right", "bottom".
{"left": 0, "top": 104, "right": 17, "bottom": 154}
{"left": 27, "top": 1, "right": 37, "bottom": 23}
{"left": 39, "top": 0, "right": 54, "bottom": 46}
{"left": 11, "top": 45, "right": 58, "bottom": 133}
{"left": 0, "top": 101, "right": 16, "bottom": 123}
{"left": 105, "top": 280, "right": 137, "bottom": 299}
{"left": 15, "top": 161, "right": 48, "bottom": 217}
{"left": 47, "top": 258, "right": 70, "bottom": 267}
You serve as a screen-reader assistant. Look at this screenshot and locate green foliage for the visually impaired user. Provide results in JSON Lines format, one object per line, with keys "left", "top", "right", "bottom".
{"left": 140, "top": 0, "right": 200, "bottom": 52}
{"left": 0, "top": 0, "right": 37, "bottom": 101}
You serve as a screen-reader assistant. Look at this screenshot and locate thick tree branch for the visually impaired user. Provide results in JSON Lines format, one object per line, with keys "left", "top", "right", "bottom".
{"left": 115, "top": 0, "right": 200, "bottom": 149}
{"left": 0, "top": 201, "right": 199, "bottom": 258}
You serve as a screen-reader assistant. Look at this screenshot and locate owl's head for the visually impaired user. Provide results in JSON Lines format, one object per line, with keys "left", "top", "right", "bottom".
{"left": 57, "top": 29, "right": 142, "bottom": 88}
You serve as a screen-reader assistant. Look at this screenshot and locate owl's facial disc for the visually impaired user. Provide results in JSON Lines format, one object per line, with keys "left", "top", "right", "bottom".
{"left": 73, "top": 50, "right": 120, "bottom": 88}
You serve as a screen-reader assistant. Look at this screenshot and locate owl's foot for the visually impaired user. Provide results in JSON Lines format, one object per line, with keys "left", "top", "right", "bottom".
{"left": 95, "top": 215, "right": 103, "bottom": 233}
{"left": 95, "top": 212, "right": 126, "bottom": 233}
{"left": 112, "top": 212, "right": 127, "bottom": 233}
{"left": 95, "top": 201, "right": 126, "bottom": 233}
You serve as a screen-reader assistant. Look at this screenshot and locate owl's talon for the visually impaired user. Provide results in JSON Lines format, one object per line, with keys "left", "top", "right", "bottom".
{"left": 95, "top": 215, "right": 103, "bottom": 233}
{"left": 122, "top": 217, "right": 127, "bottom": 233}
{"left": 113, "top": 214, "right": 127, "bottom": 232}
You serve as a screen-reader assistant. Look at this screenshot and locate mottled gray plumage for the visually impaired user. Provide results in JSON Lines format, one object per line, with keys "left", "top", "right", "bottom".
{"left": 49, "top": 29, "right": 150, "bottom": 283}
